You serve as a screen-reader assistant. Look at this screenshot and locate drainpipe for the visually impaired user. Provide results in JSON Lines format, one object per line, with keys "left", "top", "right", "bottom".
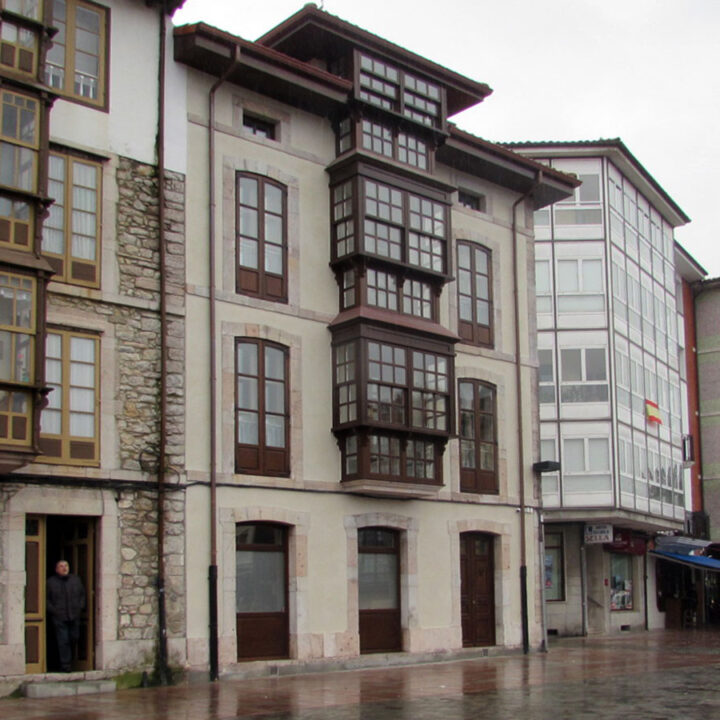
{"left": 155, "top": 2, "right": 170, "bottom": 686}
{"left": 512, "top": 171, "right": 542, "bottom": 654}
{"left": 208, "top": 46, "right": 240, "bottom": 682}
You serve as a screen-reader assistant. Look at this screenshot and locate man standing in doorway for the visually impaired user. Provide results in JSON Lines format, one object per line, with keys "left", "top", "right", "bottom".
{"left": 46, "top": 560, "right": 86, "bottom": 672}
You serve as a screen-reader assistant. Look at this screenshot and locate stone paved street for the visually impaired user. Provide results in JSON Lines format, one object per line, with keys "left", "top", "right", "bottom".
{"left": 3, "top": 630, "right": 719, "bottom": 719}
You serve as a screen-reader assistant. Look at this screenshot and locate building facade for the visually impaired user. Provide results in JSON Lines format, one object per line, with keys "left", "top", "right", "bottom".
{"left": 508, "top": 140, "right": 705, "bottom": 635}
{"left": 0, "top": 0, "right": 187, "bottom": 685}
{"left": 174, "top": 7, "right": 576, "bottom": 673}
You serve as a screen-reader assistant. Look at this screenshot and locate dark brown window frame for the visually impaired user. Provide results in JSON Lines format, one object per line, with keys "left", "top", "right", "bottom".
{"left": 339, "top": 263, "right": 440, "bottom": 322}
{"left": 354, "top": 50, "right": 446, "bottom": 131}
{"left": 332, "top": 329, "right": 453, "bottom": 437}
{"left": 329, "top": 164, "right": 451, "bottom": 280}
{"left": 235, "top": 522, "right": 289, "bottom": 660}
{"left": 236, "top": 172, "right": 288, "bottom": 302}
{"left": 457, "top": 240, "right": 493, "bottom": 347}
{"left": 340, "top": 430, "right": 444, "bottom": 486}
{"left": 458, "top": 378, "right": 498, "bottom": 494}
{"left": 235, "top": 338, "right": 290, "bottom": 477}
{"left": 242, "top": 112, "right": 277, "bottom": 140}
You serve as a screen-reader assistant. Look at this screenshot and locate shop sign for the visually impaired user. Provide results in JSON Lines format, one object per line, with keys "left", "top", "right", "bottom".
{"left": 584, "top": 523, "right": 613, "bottom": 544}
{"left": 604, "top": 529, "right": 646, "bottom": 555}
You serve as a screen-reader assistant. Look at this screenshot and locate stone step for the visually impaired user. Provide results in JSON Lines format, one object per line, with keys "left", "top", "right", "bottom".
{"left": 23, "top": 680, "right": 117, "bottom": 699}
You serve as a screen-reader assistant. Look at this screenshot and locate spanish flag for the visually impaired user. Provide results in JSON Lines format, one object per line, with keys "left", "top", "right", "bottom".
{"left": 645, "top": 399, "right": 662, "bottom": 424}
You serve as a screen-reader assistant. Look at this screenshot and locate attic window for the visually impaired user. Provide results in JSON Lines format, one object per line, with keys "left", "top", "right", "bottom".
{"left": 458, "top": 190, "right": 486, "bottom": 213}
{"left": 243, "top": 113, "right": 277, "bottom": 140}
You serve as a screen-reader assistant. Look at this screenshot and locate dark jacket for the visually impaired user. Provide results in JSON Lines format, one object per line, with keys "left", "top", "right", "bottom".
{"left": 47, "top": 574, "right": 86, "bottom": 622}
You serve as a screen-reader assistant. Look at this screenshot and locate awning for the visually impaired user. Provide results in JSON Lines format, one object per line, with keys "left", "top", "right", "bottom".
{"left": 650, "top": 549, "right": 720, "bottom": 573}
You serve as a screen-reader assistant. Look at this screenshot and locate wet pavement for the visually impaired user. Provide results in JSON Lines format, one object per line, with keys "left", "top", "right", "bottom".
{"left": 3, "top": 630, "right": 720, "bottom": 719}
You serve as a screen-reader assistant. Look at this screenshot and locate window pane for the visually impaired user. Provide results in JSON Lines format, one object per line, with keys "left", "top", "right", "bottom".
{"left": 564, "top": 439, "right": 585, "bottom": 472}
{"left": 583, "top": 260, "right": 603, "bottom": 292}
{"left": 236, "top": 549, "right": 285, "bottom": 613}
{"left": 588, "top": 438, "right": 609, "bottom": 471}
{"left": 237, "top": 342, "right": 258, "bottom": 376}
{"left": 561, "top": 349, "right": 582, "bottom": 381}
{"left": 585, "top": 348, "right": 606, "bottom": 381}
{"left": 538, "top": 349, "right": 553, "bottom": 383}
{"left": 265, "top": 415, "right": 285, "bottom": 448}
{"left": 359, "top": 553, "right": 398, "bottom": 610}
{"left": 557, "top": 260, "right": 578, "bottom": 292}
{"left": 237, "top": 410, "right": 258, "bottom": 444}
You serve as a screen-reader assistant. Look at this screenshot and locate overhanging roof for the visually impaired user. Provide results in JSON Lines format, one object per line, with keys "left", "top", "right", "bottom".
{"left": 173, "top": 23, "right": 352, "bottom": 116}
{"left": 256, "top": 4, "right": 492, "bottom": 117}
{"left": 438, "top": 126, "right": 580, "bottom": 209}
{"left": 505, "top": 138, "right": 690, "bottom": 227}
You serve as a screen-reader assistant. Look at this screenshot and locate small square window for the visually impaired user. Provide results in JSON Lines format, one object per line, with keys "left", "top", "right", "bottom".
{"left": 458, "top": 190, "right": 486, "bottom": 213}
{"left": 243, "top": 113, "right": 277, "bottom": 140}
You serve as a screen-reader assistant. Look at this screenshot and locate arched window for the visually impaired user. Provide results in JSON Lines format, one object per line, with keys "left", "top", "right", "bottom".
{"left": 236, "top": 173, "right": 287, "bottom": 302}
{"left": 458, "top": 379, "right": 497, "bottom": 494}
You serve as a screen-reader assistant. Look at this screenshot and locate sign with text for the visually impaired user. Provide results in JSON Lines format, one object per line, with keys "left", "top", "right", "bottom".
{"left": 585, "top": 523, "right": 613, "bottom": 544}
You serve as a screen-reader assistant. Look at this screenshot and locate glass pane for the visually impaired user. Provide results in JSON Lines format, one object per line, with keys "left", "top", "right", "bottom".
{"left": 239, "top": 238, "right": 258, "bottom": 269}
{"left": 538, "top": 350, "right": 553, "bottom": 383}
{"left": 237, "top": 377, "right": 257, "bottom": 410}
{"left": 239, "top": 177, "right": 258, "bottom": 207}
{"left": 564, "top": 438, "right": 585, "bottom": 472}
{"left": 583, "top": 259, "right": 603, "bottom": 292}
{"left": 70, "top": 361, "right": 94, "bottom": 388}
{"left": 358, "top": 553, "right": 397, "bottom": 610}
{"left": 585, "top": 348, "right": 606, "bottom": 381}
{"left": 237, "top": 410, "right": 258, "bottom": 444}
{"left": 265, "top": 346, "right": 285, "bottom": 380}
{"left": 265, "top": 184, "right": 282, "bottom": 214}
{"left": 236, "top": 549, "right": 285, "bottom": 613}
{"left": 69, "top": 411, "right": 94, "bottom": 437}
{"left": 237, "top": 342, "right": 258, "bottom": 376}
{"left": 239, "top": 206, "right": 258, "bottom": 238}
{"left": 557, "top": 260, "right": 578, "bottom": 292}
{"left": 264, "top": 242, "right": 282, "bottom": 274}
{"left": 265, "top": 414, "right": 285, "bottom": 448}
{"left": 588, "top": 438, "right": 609, "bottom": 471}
{"left": 265, "top": 380, "right": 285, "bottom": 413}
{"left": 561, "top": 349, "right": 582, "bottom": 382}
{"left": 41, "top": 408, "right": 62, "bottom": 434}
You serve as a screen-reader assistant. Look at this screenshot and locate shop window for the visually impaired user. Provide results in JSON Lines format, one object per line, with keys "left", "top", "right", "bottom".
{"left": 457, "top": 241, "right": 492, "bottom": 346}
{"left": 235, "top": 339, "right": 289, "bottom": 476}
{"left": 39, "top": 328, "right": 99, "bottom": 464}
{"left": 43, "top": 151, "right": 101, "bottom": 286}
{"left": 458, "top": 379, "right": 497, "bottom": 494}
{"left": 544, "top": 532, "right": 565, "bottom": 601}
{"left": 236, "top": 173, "right": 287, "bottom": 302}
{"left": 45, "top": 0, "right": 108, "bottom": 107}
{"left": 610, "top": 554, "right": 633, "bottom": 610}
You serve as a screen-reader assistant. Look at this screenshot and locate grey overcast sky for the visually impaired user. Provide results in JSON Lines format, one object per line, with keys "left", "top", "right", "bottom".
{"left": 172, "top": 0, "right": 720, "bottom": 278}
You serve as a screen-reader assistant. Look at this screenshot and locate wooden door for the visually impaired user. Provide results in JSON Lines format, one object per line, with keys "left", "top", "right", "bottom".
{"left": 236, "top": 523, "right": 289, "bottom": 660}
{"left": 25, "top": 515, "right": 46, "bottom": 673}
{"left": 460, "top": 532, "right": 496, "bottom": 647}
{"left": 358, "top": 528, "right": 401, "bottom": 653}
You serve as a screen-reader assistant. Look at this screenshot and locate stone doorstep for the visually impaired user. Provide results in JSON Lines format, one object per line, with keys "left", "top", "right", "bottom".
{"left": 22, "top": 680, "right": 117, "bottom": 699}
{"left": 215, "top": 645, "right": 525, "bottom": 682}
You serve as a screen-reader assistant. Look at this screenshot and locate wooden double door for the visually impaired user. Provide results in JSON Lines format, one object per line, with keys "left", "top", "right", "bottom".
{"left": 25, "top": 515, "right": 95, "bottom": 673}
{"left": 460, "top": 532, "right": 496, "bottom": 647}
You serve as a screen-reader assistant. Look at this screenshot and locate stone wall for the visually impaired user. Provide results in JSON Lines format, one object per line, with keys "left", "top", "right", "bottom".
{"left": 116, "top": 488, "right": 186, "bottom": 642}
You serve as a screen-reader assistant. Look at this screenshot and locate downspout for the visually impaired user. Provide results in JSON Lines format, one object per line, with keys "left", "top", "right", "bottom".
{"left": 208, "top": 46, "right": 240, "bottom": 682}
{"left": 155, "top": 2, "right": 170, "bottom": 685}
{"left": 512, "top": 171, "right": 542, "bottom": 654}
